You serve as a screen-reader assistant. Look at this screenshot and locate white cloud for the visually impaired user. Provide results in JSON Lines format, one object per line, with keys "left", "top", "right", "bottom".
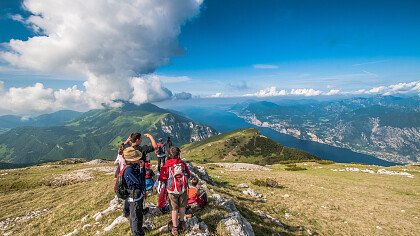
{"left": 9, "top": 14, "right": 25, "bottom": 23}
{"left": 245, "top": 86, "right": 286, "bottom": 97}
{"left": 0, "top": 82, "right": 88, "bottom": 115}
{"left": 210, "top": 92, "right": 223, "bottom": 98}
{"left": 130, "top": 76, "right": 173, "bottom": 104}
{"left": 0, "top": 0, "right": 203, "bottom": 114}
{"left": 387, "top": 81, "right": 420, "bottom": 94}
{"left": 290, "top": 88, "right": 322, "bottom": 96}
{"left": 350, "top": 81, "right": 420, "bottom": 96}
{"left": 367, "top": 86, "right": 386, "bottom": 94}
{"left": 324, "top": 89, "right": 341, "bottom": 96}
{"left": 253, "top": 64, "right": 279, "bottom": 69}
{"left": 242, "top": 81, "right": 420, "bottom": 98}
{"left": 0, "top": 75, "right": 177, "bottom": 115}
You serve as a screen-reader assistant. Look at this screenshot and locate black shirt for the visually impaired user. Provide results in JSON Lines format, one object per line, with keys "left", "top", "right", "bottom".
{"left": 145, "top": 169, "right": 155, "bottom": 179}
{"left": 123, "top": 144, "right": 155, "bottom": 162}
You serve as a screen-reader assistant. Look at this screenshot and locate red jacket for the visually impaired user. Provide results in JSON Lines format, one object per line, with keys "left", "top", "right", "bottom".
{"left": 159, "top": 158, "right": 191, "bottom": 182}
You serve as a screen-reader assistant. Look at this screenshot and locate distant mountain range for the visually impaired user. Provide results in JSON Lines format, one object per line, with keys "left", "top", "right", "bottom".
{"left": 0, "top": 110, "right": 83, "bottom": 134}
{"left": 230, "top": 96, "right": 420, "bottom": 164}
{"left": 0, "top": 103, "right": 217, "bottom": 164}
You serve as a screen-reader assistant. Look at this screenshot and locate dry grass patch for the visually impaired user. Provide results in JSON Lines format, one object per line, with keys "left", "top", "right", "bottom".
{"left": 203, "top": 162, "right": 420, "bottom": 236}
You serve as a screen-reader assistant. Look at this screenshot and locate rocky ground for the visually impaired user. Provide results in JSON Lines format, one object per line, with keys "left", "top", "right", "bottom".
{"left": 0, "top": 160, "right": 419, "bottom": 235}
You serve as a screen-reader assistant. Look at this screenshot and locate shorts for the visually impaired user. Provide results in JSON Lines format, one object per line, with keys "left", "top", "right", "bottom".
{"left": 168, "top": 192, "right": 188, "bottom": 210}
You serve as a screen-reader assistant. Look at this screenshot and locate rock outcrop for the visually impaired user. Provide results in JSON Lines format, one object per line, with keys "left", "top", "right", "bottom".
{"left": 210, "top": 194, "right": 255, "bottom": 236}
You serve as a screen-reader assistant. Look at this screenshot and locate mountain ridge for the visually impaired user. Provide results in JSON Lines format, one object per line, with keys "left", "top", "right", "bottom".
{"left": 0, "top": 103, "right": 217, "bottom": 164}
{"left": 231, "top": 96, "right": 420, "bottom": 164}
{"left": 182, "top": 128, "right": 319, "bottom": 165}
{"left": 0, "top": 110, "right": 83, "bottom": 134}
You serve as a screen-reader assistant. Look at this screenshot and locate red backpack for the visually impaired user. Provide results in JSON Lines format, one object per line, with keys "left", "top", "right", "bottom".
{"left": 166, "top": 162, "right": 188, "bottom": 194}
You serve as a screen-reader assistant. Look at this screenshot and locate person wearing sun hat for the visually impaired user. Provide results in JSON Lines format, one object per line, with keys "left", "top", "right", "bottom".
{"left": 122, "top": 146, "right": 146, "bottom": 236}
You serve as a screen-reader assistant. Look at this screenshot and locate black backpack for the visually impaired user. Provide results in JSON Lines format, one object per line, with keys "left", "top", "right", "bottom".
{"left": 114, "top": 165, "right": 129, "bottom": 199}
{"left": 157, "top": 144, "right": 165, "bottom": 155}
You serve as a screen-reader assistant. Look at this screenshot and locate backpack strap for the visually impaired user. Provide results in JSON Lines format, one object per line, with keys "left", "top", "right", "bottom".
{"left": 119, "top": 165, "right": 128, "bottom": 177}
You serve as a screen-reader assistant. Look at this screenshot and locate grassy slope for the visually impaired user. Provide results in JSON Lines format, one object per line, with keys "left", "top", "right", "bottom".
{"left": 205, "top": 162, "right": 420, "bottom": 235}
{"left": 0, "top": 129, "right": 417, "bottom": 235}
{"left": 0, "top": 161, "right": 419, "bottom": 235}
{"left": 182, "top": 128, "right": 319, "bottom": 165}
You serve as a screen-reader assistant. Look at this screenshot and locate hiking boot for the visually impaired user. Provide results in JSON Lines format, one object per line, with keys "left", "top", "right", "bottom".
{"left": 142, "top": 207, "right": 149, "bottom": 215}
{"left": 171, "top": 226, "right": 178, "bottom": 235}
{"left": 179, "top": 220, "right": 187, "bottom": 232}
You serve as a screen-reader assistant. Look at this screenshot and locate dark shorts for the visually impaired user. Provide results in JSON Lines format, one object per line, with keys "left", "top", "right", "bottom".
{"left": 168, "top": 192, "right": 188, "bottom": 210}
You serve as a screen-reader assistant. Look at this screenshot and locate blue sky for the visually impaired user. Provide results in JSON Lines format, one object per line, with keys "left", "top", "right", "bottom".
{"left": 157, "top": 0, "right": 420, "bottom": 96}
{"left": 1, "top": 0, "right": 420, "bottom": 98}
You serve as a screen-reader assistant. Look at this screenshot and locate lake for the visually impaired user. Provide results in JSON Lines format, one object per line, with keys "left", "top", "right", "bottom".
{"left": 175, "top": 107, "right": 399, "bottom": 166}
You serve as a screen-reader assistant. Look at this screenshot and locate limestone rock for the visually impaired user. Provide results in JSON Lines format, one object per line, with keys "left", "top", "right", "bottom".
{"left": 220, "top": 211, "right": 255, "bottom": 236}
{"left": 186, "top": 216, "right": 210, "bottom": 236}
{"left": 103, "top": 215, "right": 127, "bottom": 232}
{"left": 242, "top": 188, "right": 263, "bottom": 198}
{"left": 238, "top": 183, "right": 249, "bottom": 188}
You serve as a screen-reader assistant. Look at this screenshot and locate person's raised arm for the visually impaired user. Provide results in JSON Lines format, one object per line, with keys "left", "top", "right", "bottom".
{"left": 144, "top": 133, "right": 158, "bottom": 150}
{"left": 124, "top": 136, "right": 131, "bottom": 145}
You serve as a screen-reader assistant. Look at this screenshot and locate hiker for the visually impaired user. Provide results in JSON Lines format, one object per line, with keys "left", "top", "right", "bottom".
{"left": 166, "top": 136, "right": 173, "bottom": 153}
{"left": 159, "top": 146, "right": 191, "bottom": 235}
{"left": 185, "top": 177, "right": 208, "bottom": 218}
{"left": 122, "top": 147, "right": 146, "bottom": 236}
{"left": 145, "top": 162, "right": 155, "bottom": 191}
{"left": 114, "top": 144, "right": 126, "bottom": 177}
{"left": 187, "top": 177, "right": 199, "bottom": 207}
{"left": 122, "top": 132, "right": 158, "bottom": 162}
{"left": 156, "top": 138, "right": 167, "bottom": 172}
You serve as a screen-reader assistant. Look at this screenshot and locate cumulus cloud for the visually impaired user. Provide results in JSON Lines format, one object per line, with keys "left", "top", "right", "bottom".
{"left": 245, "top": 86, "right": 286, "bottom": 97}
{"left": 324, "top": 89, "right": 341, "bottom": 96}
{"left": 354, "top": 81, "right": 420, "bottom": 96}
{"left": 242, "top": 81, "right": 420, "bottom": 98}
{"left": 0, "top": 75, "right": 175, "bottom": 115}
{"left": 210, "top": 92, "right": 223, "bottom": 98}
{"left": 290, "top": 88, "right": 322, "bottom": 96}
{"left": 0, "top": 0, "right": 202, "bottom": 114}
{"left": 130, "top": 76, "right": 173, "bottom": 104}
{"left": 0, "top": 81, "right": 86, "bottom": 115}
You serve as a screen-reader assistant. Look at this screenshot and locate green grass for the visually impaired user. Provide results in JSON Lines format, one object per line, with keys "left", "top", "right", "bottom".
{"left": 0, "top": 144, "right": 14, "bottom": 163}
{"left": 182, "top": 128, "right": 319, "bottom": 165}
{"left": 203, "top": 161, "right": 420, "bottom": 236}
{"left": 251, "top": 178, "right": 285, "bottom": 188}
{"left": 284, "top": 164, "right": 308, "bottom": 171}
{"left": 0, "top": 159, "right": 419, "bottom": 235}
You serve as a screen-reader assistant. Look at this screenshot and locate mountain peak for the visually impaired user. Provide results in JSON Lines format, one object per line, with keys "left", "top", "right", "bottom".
{"left": 182, "top": 128, "right": 319, "bottom": 165}
{"left": 108, "top": 101, "right": 165, "bottom": 113}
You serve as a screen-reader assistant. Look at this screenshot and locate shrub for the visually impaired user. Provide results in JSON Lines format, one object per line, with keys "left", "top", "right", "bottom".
{"left": 316, "top": 160, "right": 335, "bottom": 165}
{"left": 54, "top": 158, "right": 86, "bottom": 165}
{"left": 285, "top": 164, "right": 307, "bottom": 171}
{"left": 251, "top": 178, "right": 285, "bottom": 188}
